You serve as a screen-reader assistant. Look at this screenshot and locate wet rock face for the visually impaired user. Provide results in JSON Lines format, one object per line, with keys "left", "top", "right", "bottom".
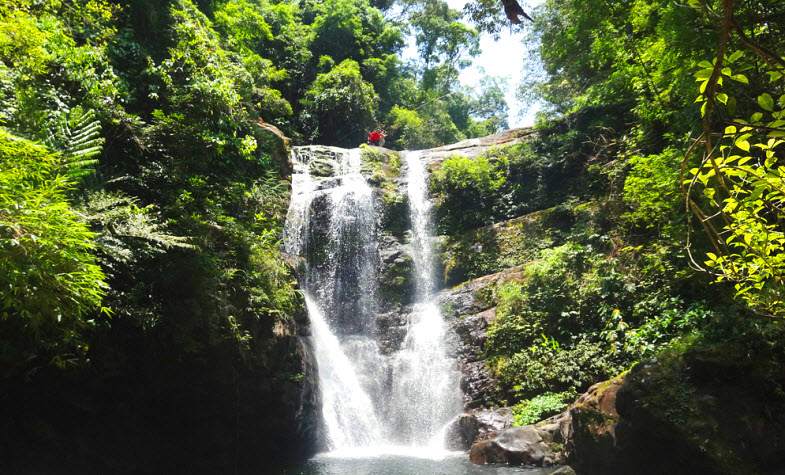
{"left": 374, "top": 308, "right": 408, "bottom": 354}
{"left": 438, "top": 266, "right": 530, "bottom": 408}
{"left": 294, "top": 333, "right": 323, "bottom": 450}
{"left": 445, "top": 414, "right": 481, "bottom": 450}
{"left": 377, "top": 234, "right": 415, "bottom": 311}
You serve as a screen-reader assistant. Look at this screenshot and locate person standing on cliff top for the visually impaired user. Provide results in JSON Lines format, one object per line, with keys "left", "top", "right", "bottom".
{"left": 367, "top": 129, "right": 386, "bottom": 147}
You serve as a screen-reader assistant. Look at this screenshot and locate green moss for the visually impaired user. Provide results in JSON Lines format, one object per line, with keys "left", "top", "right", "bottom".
{"left": 360, "top": 144, "right": 401, "bottom": 183}
{"left": 377, "top": 251, "right": 415, "bottom": 306}
{"left": 439, "top": 203, "right": 594, "bottom": 287}
{"left": 616, "top": 331, "right": 785, "bottom": 474}
{"left": 360, "top": 145, "right": 408, "bottom": 236}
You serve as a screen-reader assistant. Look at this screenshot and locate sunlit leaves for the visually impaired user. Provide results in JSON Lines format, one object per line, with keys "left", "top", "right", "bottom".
{"left": 690, "top": 48, "right": 785, "bottom": 316}
{"left": 0, "top": 129, "right": 106, "bottom": 324}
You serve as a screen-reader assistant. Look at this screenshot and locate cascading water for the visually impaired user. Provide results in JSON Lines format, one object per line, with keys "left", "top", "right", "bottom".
{"left": 386, "top": 151, "right": 463, "bottom": 445}
{"left": 285, "top": 147, "right": 385, "bottom": 450}
{"left": 284, "top": 146, "right": 462, "bottom": 456}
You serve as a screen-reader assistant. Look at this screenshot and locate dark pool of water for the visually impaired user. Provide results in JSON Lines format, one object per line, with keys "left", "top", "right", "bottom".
{"left": 279, "top": 452, "right": 561, "bottom": 475}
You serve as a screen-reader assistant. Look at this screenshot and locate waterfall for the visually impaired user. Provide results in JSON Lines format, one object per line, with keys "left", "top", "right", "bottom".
{"left": 386, "top": 151, "right": 463, "bottom": 445}
{"left": 284, "top": 146, "right": 461, "bottom": 455}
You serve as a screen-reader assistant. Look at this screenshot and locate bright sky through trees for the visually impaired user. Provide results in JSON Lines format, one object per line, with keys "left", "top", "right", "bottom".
{"left": 437, "top": 0, "right": 544, "bottom": 127}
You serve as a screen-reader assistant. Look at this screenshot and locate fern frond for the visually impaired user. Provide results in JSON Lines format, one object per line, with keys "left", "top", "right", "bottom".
{"left": 78, "top": 191, "right": 195, "bottom": 267}
{"left": 47, "top": 107, "right": 104, "bottom": 180}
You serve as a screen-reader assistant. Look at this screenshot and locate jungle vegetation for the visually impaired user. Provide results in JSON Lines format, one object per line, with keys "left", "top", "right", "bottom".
{"left": 1, "top": 0, "right": 784, "bottom": 472}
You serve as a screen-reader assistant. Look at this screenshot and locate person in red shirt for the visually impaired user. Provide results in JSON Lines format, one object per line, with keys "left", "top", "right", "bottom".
{"left": 367, "top": 129, "right": 386, "bottom": 147}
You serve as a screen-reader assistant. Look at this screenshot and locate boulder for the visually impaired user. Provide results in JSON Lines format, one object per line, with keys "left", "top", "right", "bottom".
{"left": 469, "top": 439, "right": 508, "bottom": 464}
{"left": 562, "top": 336, "right": 785, "bottom": 474}
{"left": 469, "top": 426, "right": 562, "bottom": 466}
{"left": 473, "top": 406, "right": 514, "bottom": 440}
{"left": 445, "top": 414, "right": 481, "bottom": 450}
{"left": 535, "top": 410, "right": 571, "bottom": 446}
{"left": 567, "top": 376, "right": 623, "bottom": 473}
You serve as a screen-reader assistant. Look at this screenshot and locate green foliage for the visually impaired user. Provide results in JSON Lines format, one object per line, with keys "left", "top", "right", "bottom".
{"left": 431, "top": 153, "right": 507, "bottom": 232}
{"left": 688, "top": 46, "right": 785, "bottom": 316}
{"left": 387, "top": 105, "right": 438, "bottom": 149}
{"left": 302, "top": 59, "right": 378, "bottom": 147}
{"left": 78, "top": 190, "right": 193, "bottom": 269}
{"left": 495, "top": 337, "right": 624, "bottom": 399}
{"left": 622, "top": 148, "right": 681, "bottom": 230}
{"left": 0, "top": 1, "right": 120, "bottom": 138}
{"left": 483, "top": 239, "right": 717, "bottom": 400}
{"left": 408, "top": 0, "right": 479, "bottom": 70}
{"left": 512, "top": 390, "right": 575, "bottom": 426}
{"left": 0, "top": 129, "right": 106, "bottom": 326}
{"left": 156, "top": 0, "right": 248, "bottom": 119}
{"left": 309, "top": 0, "right": 401, "bottom": 64}
{"left": 531, "top": 0, "right": 712, "bottom": 139}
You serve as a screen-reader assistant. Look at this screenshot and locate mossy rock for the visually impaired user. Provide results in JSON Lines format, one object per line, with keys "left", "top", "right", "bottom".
{"left": 438, "top": 203, "right": 598, "bottom": 286}
{"left": 377, "top": 236, "right": 416, "bottom": 308}
{"left": 568, "top": 335, "right": 785, "bottom": 474}
{"left": 309, "top": 156, "right": 335, "bottom": 177}
{"left": 360, "top": 144, "right": 401, "bottom": 184}
{"left": 359, "top": 145, "right": 409, "bottom": 237}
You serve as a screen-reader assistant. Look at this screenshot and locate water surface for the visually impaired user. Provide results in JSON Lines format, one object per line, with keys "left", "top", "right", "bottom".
{"left": 282, "top": 452, "right": 560, "bottom": 475}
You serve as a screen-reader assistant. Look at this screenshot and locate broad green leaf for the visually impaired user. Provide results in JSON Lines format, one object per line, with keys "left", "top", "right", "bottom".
{"left": 736, "top": 139, "right": 750, "bottom": 152}
{"left": 758, "top": 93, "right": 775, "bottom": 112}
{"left": 730, "top": 74, "right": 749, "bottom": 84}
{"left": 727, "top": 51, "right": 743, "bottom": 63}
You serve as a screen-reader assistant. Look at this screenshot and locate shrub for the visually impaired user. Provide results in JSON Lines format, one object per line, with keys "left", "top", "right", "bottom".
{"left": 512, "top": 391, "right": 576, "bottom": 426}
{"left": 431, "top": 154, "right": 507, "bottom": 233}
{"left": 622, "top": 148, "right": 681, "bottom": 230}
{"left": 493, "top": 338, "right": 625, "bottom": 399}
{"left": 386, "top": 105, "right": 438, "bottom": 149}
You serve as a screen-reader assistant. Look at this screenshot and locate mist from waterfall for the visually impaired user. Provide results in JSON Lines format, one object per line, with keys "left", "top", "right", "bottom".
{"left": 284, "top": 146, "right": 462, "bottom": 456}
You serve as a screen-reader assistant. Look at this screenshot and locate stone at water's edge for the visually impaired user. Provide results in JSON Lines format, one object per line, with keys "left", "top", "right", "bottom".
{"left": 469, "top": 425, "right": 565, "bottom": 466}
{"left": 473, "top": 406, "right": 514, "bottom": 440}
{"left": 550, "top": 467, "right": 577, "bottom": 475}
{"left": 445, "top": 414, "right": 481, "bottom": 450}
